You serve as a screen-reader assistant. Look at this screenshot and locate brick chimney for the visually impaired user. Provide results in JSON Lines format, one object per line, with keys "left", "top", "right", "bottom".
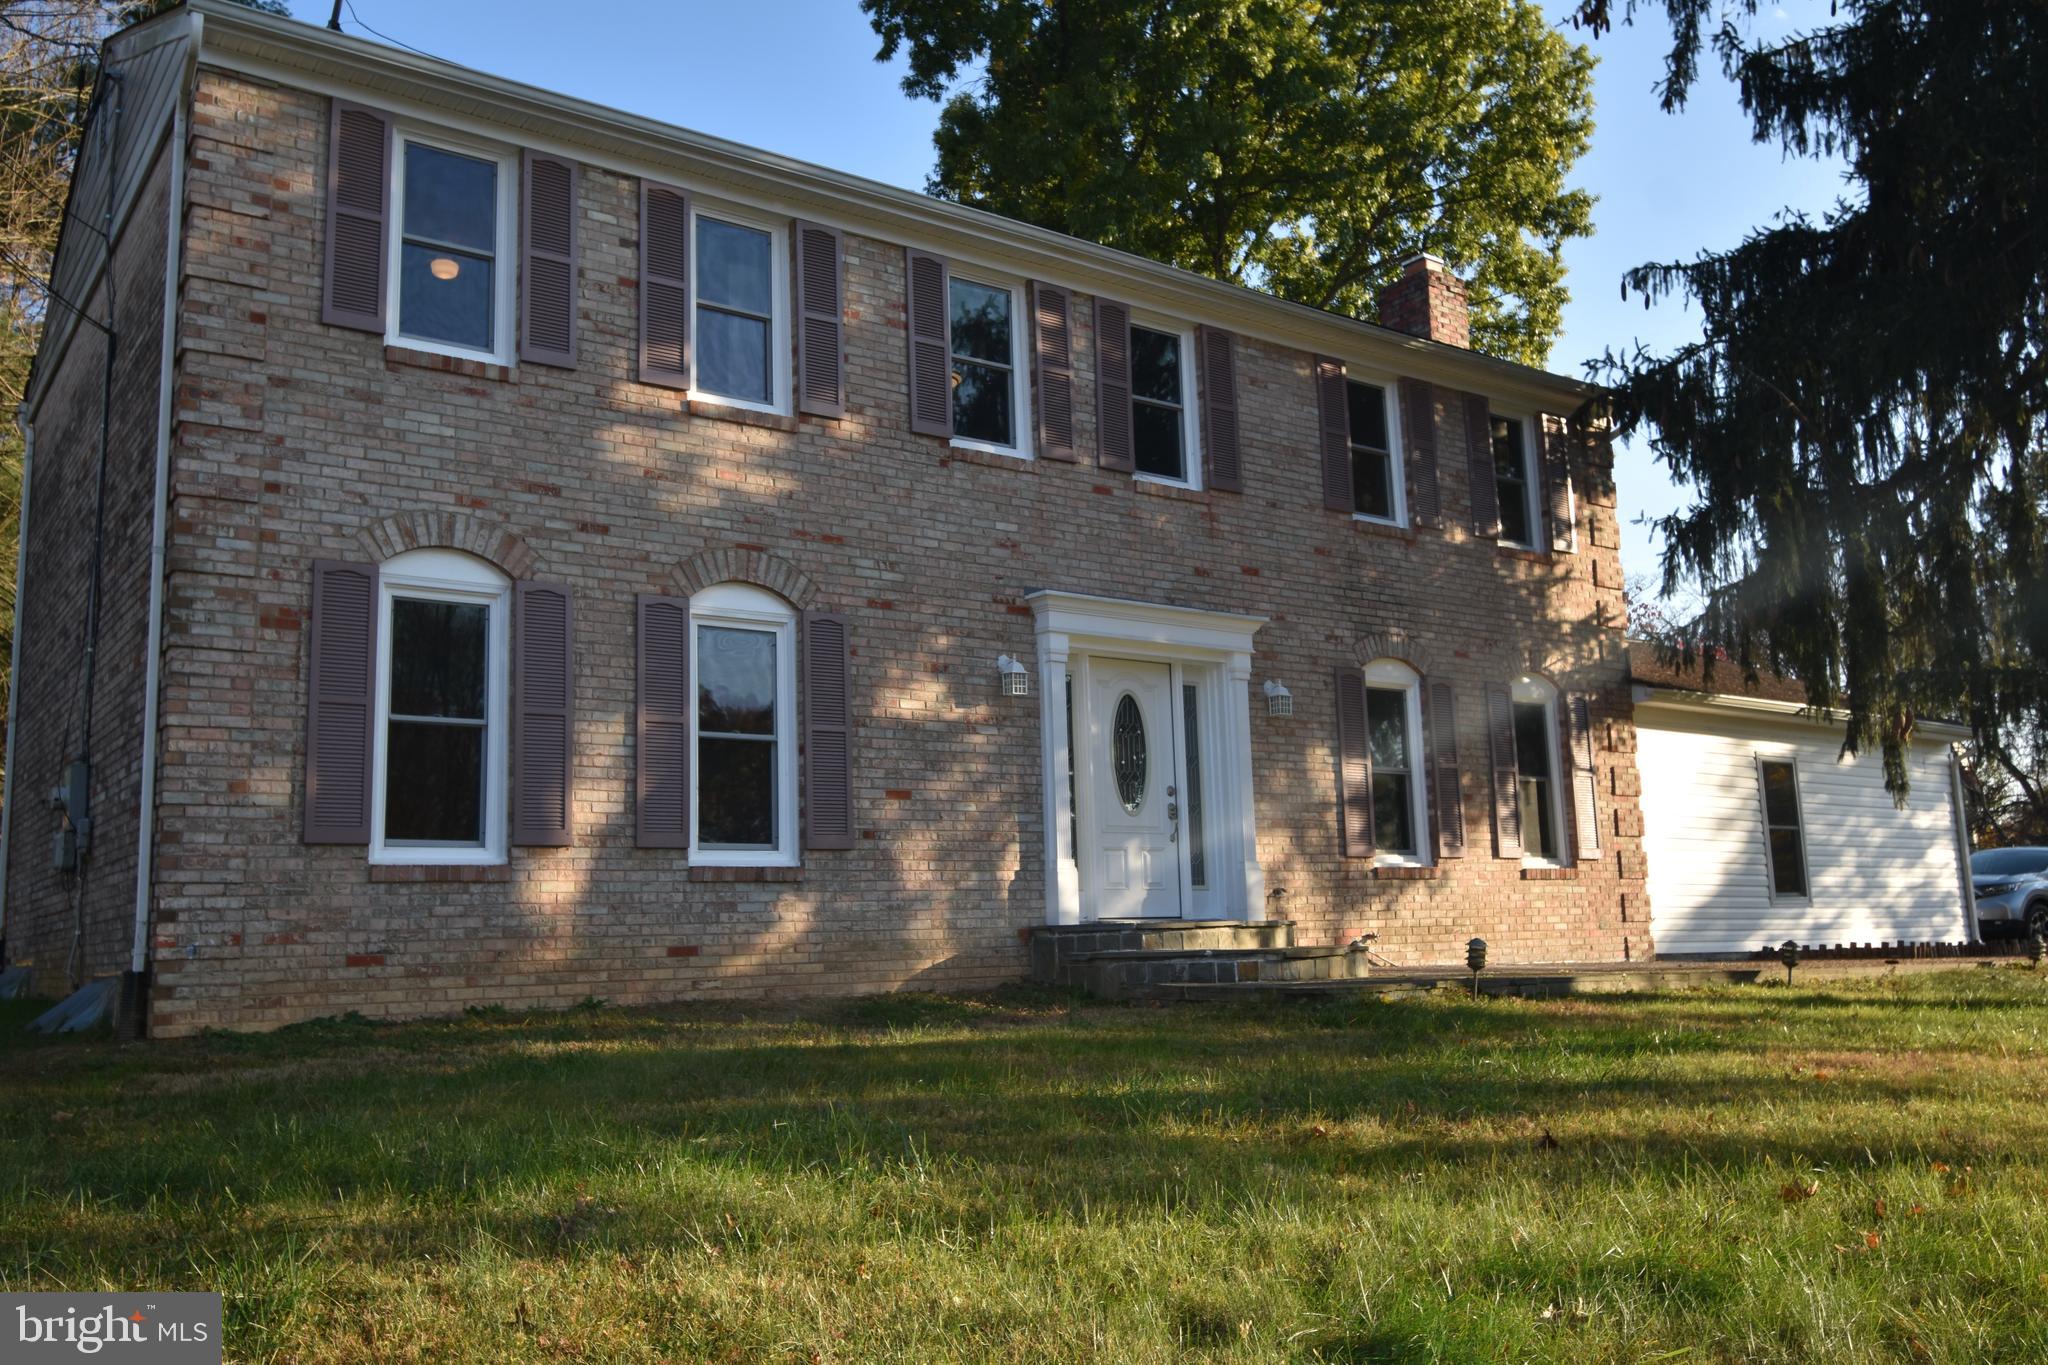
{"left": 1375, "top": 254, "right": 1469, "bottom": 348}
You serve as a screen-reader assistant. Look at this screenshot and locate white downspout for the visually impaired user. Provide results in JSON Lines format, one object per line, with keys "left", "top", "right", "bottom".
{"left": 1949, "top": 746, "right": 1979, "bottom": 943}
{"left": 129, "top": 39, "right": 195, "bottom": 982}
{"left": 0, "top": 416, "right": 36, "bottom": 953}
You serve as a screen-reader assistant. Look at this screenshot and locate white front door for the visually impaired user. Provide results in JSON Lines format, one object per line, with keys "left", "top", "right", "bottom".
{"left": 1088, "top": 658, "right": 1182, "bottom": 918}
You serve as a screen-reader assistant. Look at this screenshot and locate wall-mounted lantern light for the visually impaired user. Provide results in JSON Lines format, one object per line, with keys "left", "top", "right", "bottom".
{"left": 996, "top": 655, "right": 1031, "bottom": 697}
{"left": 1263, "top": 679, "right": 1293, "bottom": 717}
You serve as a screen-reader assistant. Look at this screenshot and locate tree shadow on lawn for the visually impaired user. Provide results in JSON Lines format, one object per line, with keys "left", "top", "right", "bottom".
{"left": 12, "top": 989, "right": 2042, "bottom": 1243}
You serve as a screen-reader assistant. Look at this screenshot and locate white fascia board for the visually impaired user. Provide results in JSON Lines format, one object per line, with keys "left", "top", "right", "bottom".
{"left": 187, "top": 0, "right": 1592, "bottom": 415}
{"left": 1635, "top": 689, "right": 1970, "bottom": 743}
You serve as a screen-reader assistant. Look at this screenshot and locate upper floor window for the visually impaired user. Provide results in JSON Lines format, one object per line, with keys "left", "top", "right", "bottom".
{"left": 1492, "top": 414, "right": 1541, "bottom": 548}
{"left": 1757, "top": 757, "right": 1809, "bottom": 899}
{"left": 1348, "top": 380, "right": 1401, "bottom": 523}
{"left": 691, "top": 583, "right": 799, "bottom": 866}
{"left": 1130, "top": 320, "right": 1199, "bottom": 486}
{"left": 949, "top": 274, "right": 1029, "bottom": 454}
{"left": 695, "top": 213, "right": 782, "bottom": 407}
{"left": 372, "top": 549, "right": 510, "bottom": 865}
{"left": 1364, "top": 659, "right": 1430, "bottom": 863}
{"left": 393, "top": 135, "right": 516, "bottom": 362}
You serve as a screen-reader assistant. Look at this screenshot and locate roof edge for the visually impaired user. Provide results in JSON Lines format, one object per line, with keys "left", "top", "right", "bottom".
{"left": 186, "top": 0, "right": 1596, "bottom": 409}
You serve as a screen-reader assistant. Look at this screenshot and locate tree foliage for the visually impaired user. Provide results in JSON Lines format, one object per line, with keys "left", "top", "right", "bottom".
{"left": 862, "top": 0, "right": 1596, "bottom": 365}
{"left": 1581, "top": 0, "right": 2048, "bottom": 817}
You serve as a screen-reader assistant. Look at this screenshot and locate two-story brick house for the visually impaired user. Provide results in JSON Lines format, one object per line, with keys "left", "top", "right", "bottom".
{"left": 1, "top": 1, "right": 1653, "bottom": 1036}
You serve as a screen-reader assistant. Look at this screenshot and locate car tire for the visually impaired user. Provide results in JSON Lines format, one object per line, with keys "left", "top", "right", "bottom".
{"left": 2029, "top": 901, "right": 2048, "bottom": 940}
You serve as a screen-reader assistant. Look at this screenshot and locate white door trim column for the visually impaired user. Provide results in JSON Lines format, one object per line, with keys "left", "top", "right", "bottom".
{"left": 1029, "top": 591, "right": 1267, "bottom": 924}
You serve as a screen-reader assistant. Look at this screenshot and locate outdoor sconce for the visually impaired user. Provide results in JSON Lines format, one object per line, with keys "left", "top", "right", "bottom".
{"left": 1466, "top": 937, "right": 1488, "bottom": 998}
{"left": 1263, "top": 679, "right": 1293, "bottom": 717}
{"left": 996, "top": 655, "right": 1030, "bottom": 697}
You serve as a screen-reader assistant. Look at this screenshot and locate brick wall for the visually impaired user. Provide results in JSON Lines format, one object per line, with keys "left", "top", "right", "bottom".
{"left": 3, "top": 142, "right": 170, "bottom": 1002}
{"left": 142, "top": 71, "right": 1650, "bottom": 1035}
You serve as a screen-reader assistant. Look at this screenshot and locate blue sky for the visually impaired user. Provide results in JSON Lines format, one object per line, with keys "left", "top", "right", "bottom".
{"left": 283, "top": 0, "right": 1845, "bottom": 589}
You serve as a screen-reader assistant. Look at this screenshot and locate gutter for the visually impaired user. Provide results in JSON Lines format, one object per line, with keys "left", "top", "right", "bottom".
{"left": 1632, "top": 685, "right": 1973, "bottom": 743}
{"left": 0, "top": 416, "right": 34, "bottom": 961}
{"left": 127, "top": 13, "right": 200, "bottom": 1018}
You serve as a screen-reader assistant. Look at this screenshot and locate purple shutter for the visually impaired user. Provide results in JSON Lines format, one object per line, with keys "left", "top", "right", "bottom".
{"left": 1198, "top": 326, "right": 1242, "bottom": 492}
{"left": 1464, "top": 392, "right": 1501, "bottom": 538}
{"left": 1429, "top": 679, "right": 1466, "bottom": 859}
{"left": 1541, "top": 413, "right": 1576, "bottom": 551}
{"left": 1399, "top": 378, "right": 1442, "bottom": 526}
{"left": 519, "top": 150, "right": 579, "bottom": 367}
{"left": 512, "top": 581, "right": 575, "bottom": 846}
{"left": 1095, "top": 298, "right": 1134, "bottom": 472}
{"left": 1031, "top": 281, "right": 1076, "bottom": 461}
{"left": 906, "top": 248, "right": 952, "bottom": 436}
{"left": 1486, "top": 682, "right": 1523, "bottom": 858}
{"left": 1334, "top": 668, "right": 1374, "bottom": 859}
{"left": 793, "top": 220, "right": 846, "bottom": 418}
{"left": 636, "top": 594, "right": 690, "bottom": 849}
{"left": 321, "top": 100, "right": 391, "bottom": 333}
{"left": 1316, "top": 356, "right": 1353, "bottom": 512}
{"left": 1565, "top": 691, "right": 1600, "bottom": 858}
{"left": 804, "top": 611, "right": 855, "bottom": 850}
{"left": 304, "top": 560, "right": 378, "bottom": 843}
{"left": 638, "top": 182, "right": 690, "bottom": 389}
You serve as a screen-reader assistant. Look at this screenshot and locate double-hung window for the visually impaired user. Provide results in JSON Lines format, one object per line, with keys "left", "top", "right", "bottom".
{"left": 694, "top": 210, "right": 787, "bottom": 410}
{"left": 691, "top": 584, "right": 798, "bottom": 866}
{"left": 1492, "top": 413, "right": 1542, "bottom": 548}
{"left": 1130, "top": 321, "right": 1199, "bottom": 485}
{"left": 1364, "top": 660, "right": 1429, "bottom": 862}
{"left": 372, "top": 550, "right": 510, "bottom": 864}
{"left": 392, "top": 134, "right": 516, "bottom": 361}
{"left": 948, "top": 275, "right": 1029, "bottom": 455}
{"left": 1510, "top": 675, "right": 1565, "bottom": 864}
{"left": 1757, "top": 758, "right": 1809, "bottom": 898}
{"left": 1348, "top": 380, "right": 1401, "bottom": 523}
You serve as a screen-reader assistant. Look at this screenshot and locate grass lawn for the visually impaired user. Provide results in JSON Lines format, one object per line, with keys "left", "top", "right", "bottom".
{"left": 3, "top": 971, "right": 2047, "bottom": 1362}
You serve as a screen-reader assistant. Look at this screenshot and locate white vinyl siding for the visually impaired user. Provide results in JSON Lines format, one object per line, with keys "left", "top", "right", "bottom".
{"left": 1637, "top": 703, "right": 1967, "bottom": 954}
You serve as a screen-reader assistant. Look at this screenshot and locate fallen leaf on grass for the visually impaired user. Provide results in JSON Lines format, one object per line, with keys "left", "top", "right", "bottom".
{"left": 1872, "top": 1198, "right": 1887, "bottom": 1220}
{"left": 1536, "top": 1129, "right": 1560, "bottom": 1151}
{"left": 1865, "top": 1231, "right": 1882, "bottom": 1250}
{"left": 1780, "top": 1180, "right": 1819, "bottom": 1203}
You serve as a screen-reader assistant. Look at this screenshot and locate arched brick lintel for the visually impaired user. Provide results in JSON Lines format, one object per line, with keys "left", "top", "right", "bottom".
{"left": 1354, "top": 630, "right": 1438, "bottom": 676}
{"left": 671, "top": 546, "right": 820, "bottom": 611}
{"left": 357, "top": 511, "right": 541, "bottom": 579}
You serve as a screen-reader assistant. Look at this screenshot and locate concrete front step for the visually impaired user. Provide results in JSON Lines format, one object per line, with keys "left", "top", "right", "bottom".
{"left": 1069, "top": 945, "right": 1372, "bottom": 999}
{"left": 1029, "top": 920, "right": 1294, "bottom": 987}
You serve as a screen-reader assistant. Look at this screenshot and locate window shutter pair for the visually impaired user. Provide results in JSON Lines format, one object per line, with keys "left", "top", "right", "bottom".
{"left": 321, "top": 99, "right": 580, "bottom": 368}
{"left": 633, "top": 597, "right": 856, "bottom": 851}
{"left": 903, "top": 248, "right": 1070, "bottom": 456}
{"left": 1539, "top": 413, "right": 1577, "bottom": 552}
{"left": 303, "top": 561, "right": 576, "bottom": 847}
{"left": 1482, "top": 683, "right": 1599, "bottom": 860}
{"left": 1334, "top": 670, "right": 1466, "bottom": 862}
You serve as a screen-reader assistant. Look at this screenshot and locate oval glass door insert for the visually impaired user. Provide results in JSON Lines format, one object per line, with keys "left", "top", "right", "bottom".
{"left": 1113, "top": 693, "right": 1147, "bottom": 813}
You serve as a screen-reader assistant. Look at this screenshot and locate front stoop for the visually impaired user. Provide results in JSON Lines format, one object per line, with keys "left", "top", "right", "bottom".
{"left": 1030, "top": 919, "right": 1301, "bottom": 996}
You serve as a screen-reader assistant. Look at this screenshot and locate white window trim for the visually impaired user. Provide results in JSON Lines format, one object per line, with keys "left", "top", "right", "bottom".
{"left": 1494, "top": 411, "right": 1547, "bottom": 552}
{"left": 1346, "top": 370, "right": 1408, "bottom": 529}
{"left": 688, "top": 583, "right": 800, "bottom": 868}
{"left": 386, "top": 125, "right": 520, "bottom": 366}
{"left": 1754, "top": 753, "right": 1814, "bottom": 904}
{"left": 1510, "top": 674, "right": 1569, "bottom": 867}
{"left": 688, "top": 201, "right": 792, "bottom": 416}
{"left": 1364, "top": 659, "right": 1431, "bottom": 866}
{"left": 370, "top": 549, "right": 510, "bottom": 866}
{"left": 1129, "top": 311, "right": 1203, "bottom": 491}
{"left": 946, "top": 268, "right": 1034, "bottom": 460}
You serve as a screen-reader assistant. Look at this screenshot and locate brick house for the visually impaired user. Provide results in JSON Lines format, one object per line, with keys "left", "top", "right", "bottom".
{"left": 1, "top": 1, "right": 1653, "bottom": 1037}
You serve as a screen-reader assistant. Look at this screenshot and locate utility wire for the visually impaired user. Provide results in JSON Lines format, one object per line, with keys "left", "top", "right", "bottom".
{"left": 341, "top": 1, "right": 444, "bottom": 63}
